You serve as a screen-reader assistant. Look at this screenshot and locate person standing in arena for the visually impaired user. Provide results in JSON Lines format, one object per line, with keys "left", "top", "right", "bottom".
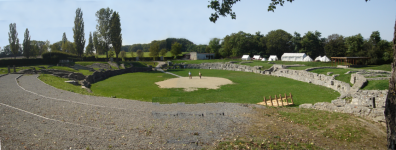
{"left": 199, "top": 71, "right": 202, "bottom": 79}
{"left": 189, "top": 71, "right": 192, "bottom": 79}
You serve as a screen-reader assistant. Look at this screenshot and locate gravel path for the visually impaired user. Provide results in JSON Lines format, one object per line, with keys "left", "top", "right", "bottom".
{"left": 0, "top": 74, "right": 259, "bottom": 149}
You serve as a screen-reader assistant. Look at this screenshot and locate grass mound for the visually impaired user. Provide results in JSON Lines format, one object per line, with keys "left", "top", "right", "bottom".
{"left": 216, "top": 107, "right": 387, "bottom": 149}
{"left": 361, "top": 80, "right": 389, "bottom": 90}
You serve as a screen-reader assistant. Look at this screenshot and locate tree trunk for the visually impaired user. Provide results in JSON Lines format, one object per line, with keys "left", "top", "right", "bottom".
{"left": 385, "top": 20, "right": 396, "bottom": 150}
{"left": 116, "top": 53, "right": 118, "bottom": 62}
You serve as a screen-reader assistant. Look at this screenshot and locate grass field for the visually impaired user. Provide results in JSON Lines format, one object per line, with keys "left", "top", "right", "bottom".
{"left": 309, "top": 68, "right": 354, "bottom": 85}
{"left": 97, "top": 51, "right": 189, "bottom": 58}
{"left": 39, "top": 74, "right": 98, "bottom": 95}
{"left": 89, "top": 69, "right": 339, "bottom": 105}
{"left": 361, "top": 80, "right": 389, "bottom": 90}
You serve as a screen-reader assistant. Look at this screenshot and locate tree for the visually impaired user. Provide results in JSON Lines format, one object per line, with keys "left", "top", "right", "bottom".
{"left": 93, "top": 31, "right": 102, "bottom": 54}
{"left": 23, "top": 28, "right": 31, "bottom": 59}
{"left": 31, "top": 41, "right": 39, "bottom": 58}
{"left": 386, "top": 20, "right": 396, "bottom": 150}
{"left": 110, "top": 11, "right": 122, "bottom": 62}
{"left": 95, "top": 7, "right": 113, "bottom": 58}
{"left": 170, "top": 42, "right": 182, "bottom": 58}
{"left": 129, "top": 46, "right": 135, "bottom": 58}
{"left": 149, "top": 42, "right": 160, "bottom": 60}
{"left": 324, "top": 34, "right": 347, "bottom": 57}
{"left": 207, "top": 0, "right": 369, "bottom": 23}
{"left": 291, "top": 32, "right": 302, "bottom": 52}
{"left": 205, "top": 46, "right": 211, "bottom": 53}
{"left": 8, "top": 23, "right": 20, "bottom": 59}
{"left": 42, "top": 40, "right": 50, "bottom": 53}
{"left": 61, "top": 32, "right": 68, "bottom": 52}
{"left": 120, "top": 50, "right": 126, "bottom": 61}
{"left": 73, "top": 8, "right": 86, "bottom": 57}
{"left": 108, "top": 49, "right": 115, "bottom": 58}
{"left": 345, "top": 34, "right": 364, "bottom": 57}
{"left": 300, "top": 31, "right": 324, "bottom": 58}
{"left": 160, "top": 48, "right": 167, "bottom": 57}
{"left": 209, "top": 38, "right": 221, "bottom": 58}
{"left": 85, "top": 32, "right": 94, "bottom": 55}
{"left": 265, "top": 29, "right": 292, "bottom": 58}
{"left": 136, "top": 49, "right": 143, "bottom": 60}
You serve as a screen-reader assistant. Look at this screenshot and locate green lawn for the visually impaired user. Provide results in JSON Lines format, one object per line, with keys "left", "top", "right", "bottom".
{"left": 309, "top": 68, "right": 353, "bottom": 85}
{"left": 0, "top": 65, "right": 49, "bottom": 74}
{"left": 75, "top": 61, "right": 108, "bottom": 66}
{"left": 90, "top": 69, "right": 339, "bottom": 105}
{"left": 39, "top": 74, "right": 97, "bottom": 95}
{"left": 351, "top": 64, "right": 391, "bottom": 71}
{"left": 361, "top": 80, "right": 389, "bottom": 90}
{"left": 97, "top": 51, "right": 188, "bottom": 58}
{"left": 48, "top": 66, "right": 93, "bottom": 76}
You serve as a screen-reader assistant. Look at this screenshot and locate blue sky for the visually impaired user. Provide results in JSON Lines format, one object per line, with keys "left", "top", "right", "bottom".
{"left": 0, "top": 0, "right": 395, "bottom": 49}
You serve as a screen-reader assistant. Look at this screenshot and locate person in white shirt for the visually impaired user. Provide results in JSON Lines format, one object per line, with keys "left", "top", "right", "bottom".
{"left": 188, "top": 71, "right": 192, "bottom": 79}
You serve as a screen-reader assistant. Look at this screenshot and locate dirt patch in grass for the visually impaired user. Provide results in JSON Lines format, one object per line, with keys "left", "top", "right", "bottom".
{"left": 155, "top": 77, "right": 233, "bottom": 92}
{"left": 214, "top": 107, "right": 387, "bottom": 149}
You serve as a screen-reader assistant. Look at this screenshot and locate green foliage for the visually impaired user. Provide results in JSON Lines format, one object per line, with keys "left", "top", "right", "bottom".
{"left": 136, "top": 49, "right": 143, "bottom": 59}
{"left": 95, "top": 7, "right": 113, "bottom": 58}
{"left": 89, "top": 69, "right": 339, "bottom": 104}
{"left": 266, "top": 29, "right": 292, "bottom": 58}
{"left": 149, "top": 42, "right": 160, "bottom": 60}
{"left": 110, "top": 11, "right": 122, "bottom": 61}
{"left": 108, "top": 49, "right": 115, "bottom": 58}
{"left": 325, "top": 34, "right": 347, "bottom": 57}
{"left": 361, "top": 80, "right": 389, "bottom": 90}
{"left": 41, "top": 51, "right": 79, "bottom": 64}
{"left": 61, "top": 32, "right": 68, "bottom": 52}
{"left": 85, "top": 32, "right": 94, "bottom": 55}
{"left": 170, "top": 42, "right": 182, "bottom": 58}
{"left": 22, "top": 28, "right": 31, "bottom": 59}
{"left": 73, "top": 8, "right": 86, "bottom": 57}
{"left": 8, "top": 23, "right": 20, "bottom": 59}
{"left": 120, "top": 51, "right": 126, "bottom": 61}
{"left": 209, "top": 38, "right": 221, "bottom": 58}
{"left": 159, "top": 48, "right": 167, "bottom": 57}
{"left": 300, "top": 31, "right": 324, "bottom": 58}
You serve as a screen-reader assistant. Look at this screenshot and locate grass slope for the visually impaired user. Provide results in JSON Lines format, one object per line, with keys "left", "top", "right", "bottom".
{"left": 309, "top": 68, "right": 353, "bottom": 85}
{"left": 90, "top": 69, "right": 339, "bottom": 104}
{"left": 38, "top": 74, "right": 97, "bottom": 95}
{"left": 361, "top": 80, "right": 389, "bottom": 90}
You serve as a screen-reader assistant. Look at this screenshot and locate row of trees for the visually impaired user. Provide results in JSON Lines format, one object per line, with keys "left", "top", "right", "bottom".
{"left": 204, "top": 30, "right": 393, "bottom": 64}
{"left": 3, "top": 7, "right": 123, "bottom": 61}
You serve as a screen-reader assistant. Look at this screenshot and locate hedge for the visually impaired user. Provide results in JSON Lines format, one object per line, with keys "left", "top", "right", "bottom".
{"left": 0, "top": 58, "right": 45, "bottom": 67}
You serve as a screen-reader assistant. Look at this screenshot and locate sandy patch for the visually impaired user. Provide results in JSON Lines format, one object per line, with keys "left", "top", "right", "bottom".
{"left": 155, "top": 77, "right": 233, "bottom": 91}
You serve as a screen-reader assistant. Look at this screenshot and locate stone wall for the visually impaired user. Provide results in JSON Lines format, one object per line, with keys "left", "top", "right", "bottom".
{"left": 271, "top": 69, "right": 352, "bottom": 97}
{"left": 183, "top": 62, "right": 388, "bottom": 122}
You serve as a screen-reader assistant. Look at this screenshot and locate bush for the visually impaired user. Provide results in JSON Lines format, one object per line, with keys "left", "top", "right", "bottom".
{"left": 0, "top": 58, "right": 45, "bottom": 67}
{"left": 42, "top": 51, "right": 80, "bottom": 64}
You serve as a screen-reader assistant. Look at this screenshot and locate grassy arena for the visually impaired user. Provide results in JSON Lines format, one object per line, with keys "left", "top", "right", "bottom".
{"left": 90, "top": 69, "right": 339, "bottom": 105}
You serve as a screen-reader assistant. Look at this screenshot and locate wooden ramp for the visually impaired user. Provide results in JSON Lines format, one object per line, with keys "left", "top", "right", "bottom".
{"left": 257, "top": 93, "right": 294, "bottom": 107}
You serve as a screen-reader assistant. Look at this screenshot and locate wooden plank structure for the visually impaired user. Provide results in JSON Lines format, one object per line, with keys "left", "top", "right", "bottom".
{"left": 331, "top": 57, "right": 370, "bottom": 67}
{"left": 257, "top": 93, "right": 294, "bottom": 107}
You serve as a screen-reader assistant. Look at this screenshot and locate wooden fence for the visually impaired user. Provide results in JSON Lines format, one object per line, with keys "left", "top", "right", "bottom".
{"left": 257, "top": 93, "right": 294, "bottom": 107}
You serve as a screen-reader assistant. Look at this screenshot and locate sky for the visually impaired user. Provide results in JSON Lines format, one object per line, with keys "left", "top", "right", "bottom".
{"left": 0, "top": 0, "right": 395, "bottom": 49}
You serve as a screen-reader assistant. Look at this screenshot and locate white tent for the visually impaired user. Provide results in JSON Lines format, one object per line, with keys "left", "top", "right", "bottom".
{"left": 320, "top": 55, "right": 331, "bottom": 62}
{"left": 281, "top": 53, "right": 306, "bottom": 61}
{"left": 268, "top": 55, "right": 278, "bottom": 61}
{"left": 241, "top": 55, "right": 251, "bottom": 61}
{"left": 253, "top": 55, "right": 261, "bottom": 60}
{"left": 261, "top": 58, "right": 267, "bottom": 61}
{"left": 303, "top": 56, "right": 313, "bottom": 62}
{"left": 314, "top": 56, "right": 322, "bottom": 61}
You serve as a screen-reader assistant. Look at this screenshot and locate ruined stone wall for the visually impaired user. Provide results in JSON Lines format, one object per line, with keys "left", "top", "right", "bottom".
{"left": 271, "top": 69, "right": 351, "bottom": 97}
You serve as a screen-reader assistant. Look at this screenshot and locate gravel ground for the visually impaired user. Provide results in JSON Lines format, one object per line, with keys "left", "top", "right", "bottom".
{"left": 0, "top": 74, "right": 259, "bottom": 149}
